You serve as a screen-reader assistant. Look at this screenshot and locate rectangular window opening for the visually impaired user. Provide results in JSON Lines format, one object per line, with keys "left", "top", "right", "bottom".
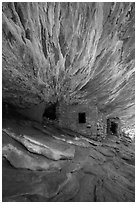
{"left": 79, "top": 112, "right": 86, "bottom": 123}
{"left": 110, "top": 121, "right": 118, "bottom": 135}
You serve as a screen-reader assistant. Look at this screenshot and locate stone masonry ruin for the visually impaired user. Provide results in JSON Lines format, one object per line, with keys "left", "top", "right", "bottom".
{"left": 58, "top": 101, "right": 108, "bottom": 140}
{"left": 7, "top": 100, "right": 122, "bottom": 141}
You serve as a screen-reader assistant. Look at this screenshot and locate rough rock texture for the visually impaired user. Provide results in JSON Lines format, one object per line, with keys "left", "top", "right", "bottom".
{"left": 2, "top": 117, "right": 135, "bottom": 202}
{"left": 2, "top": 2, "right": 135, "bottom": 133}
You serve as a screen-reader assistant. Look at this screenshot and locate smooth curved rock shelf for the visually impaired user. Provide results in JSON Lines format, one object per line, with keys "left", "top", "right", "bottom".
{"left": 2, "top": 117, "right": 135, "bottom": 202}
{"left": 3, "top": 128, "right": 75, "bottom": 161}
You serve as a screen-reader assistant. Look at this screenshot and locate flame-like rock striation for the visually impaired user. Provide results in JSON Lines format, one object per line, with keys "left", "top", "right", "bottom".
{"left": 2, "top": 2, "right": 135, "bottom": 131}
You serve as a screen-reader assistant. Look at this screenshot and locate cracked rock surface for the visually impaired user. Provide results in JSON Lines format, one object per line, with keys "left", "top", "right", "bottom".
{"left": 2, "top": 117, "right": 135, "bottom": 202}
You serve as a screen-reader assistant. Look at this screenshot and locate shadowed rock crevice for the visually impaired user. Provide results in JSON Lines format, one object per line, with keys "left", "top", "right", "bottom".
{"left": 14, "top": 3, "right": 26, "bottom": 29}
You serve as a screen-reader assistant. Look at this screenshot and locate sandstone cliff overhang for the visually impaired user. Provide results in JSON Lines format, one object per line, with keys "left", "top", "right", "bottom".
{"left": 2, "top": 2, "right": 135, "bottom": 133}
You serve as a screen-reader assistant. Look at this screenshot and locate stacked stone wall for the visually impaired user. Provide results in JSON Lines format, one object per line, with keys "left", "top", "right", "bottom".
{"left": 58, "top": 102, "right": 107, "bottom": 140}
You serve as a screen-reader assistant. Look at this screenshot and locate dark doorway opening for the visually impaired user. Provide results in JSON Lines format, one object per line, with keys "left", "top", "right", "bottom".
{"left": 43, "top": 103, "right": 57, "bottom": 120}
{"left": 79, "top": 112, "right": 86, "bottom": 123}
{"left": 110, "top": 121, "right": 118, "bottom": 135}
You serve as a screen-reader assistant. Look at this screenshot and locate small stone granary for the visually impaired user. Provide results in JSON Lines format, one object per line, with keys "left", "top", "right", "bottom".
{"left": 57, "top": 100, "right": 107, "bottom": 140}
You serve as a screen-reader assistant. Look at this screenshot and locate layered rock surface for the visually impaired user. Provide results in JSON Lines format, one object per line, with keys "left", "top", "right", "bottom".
{"left": 2, "top": 2, "right": 135, "bottom": 131}
{"left": 2, "top": 117, "right": 135, "bottom": 202}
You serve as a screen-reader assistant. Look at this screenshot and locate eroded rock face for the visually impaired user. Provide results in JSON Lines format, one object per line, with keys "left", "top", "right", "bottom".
{"left": 2, "top": 2, "right": 135, "bottom": 131}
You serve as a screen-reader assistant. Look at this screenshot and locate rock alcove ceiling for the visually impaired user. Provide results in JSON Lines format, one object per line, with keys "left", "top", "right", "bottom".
{"left": 2, "top": 2, "right": 135, "bottom": 133}
{"left": 2, "top": 2, "right": 135, "bottom": 202}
